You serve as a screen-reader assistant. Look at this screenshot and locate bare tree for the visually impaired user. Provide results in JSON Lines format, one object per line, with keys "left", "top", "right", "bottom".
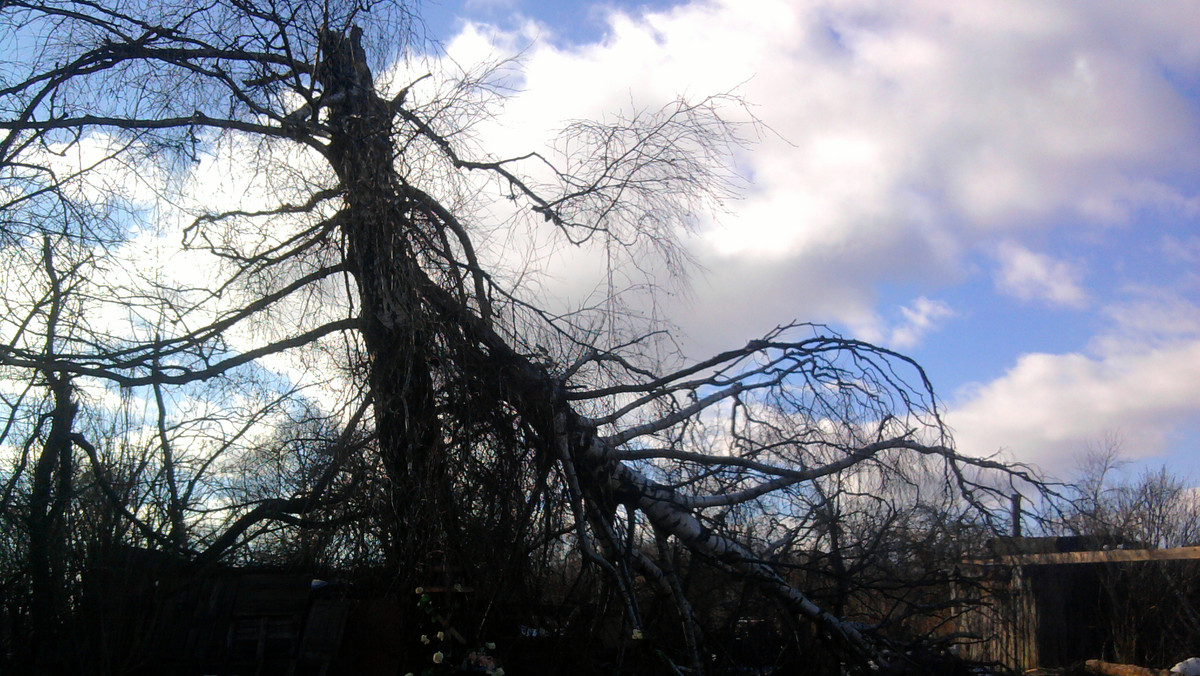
{"left": 1056, "top": 437, "right": 1200, "bottom": 549}
{"left": 0, "top": 2, "right": 1043, "bottom": 673}
{"left": 1038, "top": 439, "right": 1200, "bottom": 667}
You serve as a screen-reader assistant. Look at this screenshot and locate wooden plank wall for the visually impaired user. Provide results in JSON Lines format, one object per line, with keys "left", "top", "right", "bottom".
{"left": 956, "top": 546, "right": 1200, "bottom": 672}
{"left": 956, "top": 566, "right": 1038, "bottom": 671}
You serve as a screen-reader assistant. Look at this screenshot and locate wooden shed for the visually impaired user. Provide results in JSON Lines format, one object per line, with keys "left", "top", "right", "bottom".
{"left": 957, "top": 537, "right": 1200, "bottom": 672}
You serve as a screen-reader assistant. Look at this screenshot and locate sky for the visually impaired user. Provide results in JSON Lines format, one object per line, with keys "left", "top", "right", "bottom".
{"left": 410, "top": 0, "right": 1200, "bottom": 480}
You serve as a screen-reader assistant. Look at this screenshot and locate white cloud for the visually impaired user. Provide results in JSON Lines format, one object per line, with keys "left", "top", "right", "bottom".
{"left": 465, "top": 0, "right": 518, "bottom": 10}
{"left": 1090, "top": 290, "right": 1200, "bottom": 352}
{"left": 435, "top": 0, "right": 1200, "bottom": 351}
{"left": 891, "top": 297, "right": 956, "bottom": 349}
{"left": 1162, "top": 234, "right": 1200, "bottom": 266}
{"left": 992, "top": 241, "right": 1088, "bottom": 308}
{"left": 31, "top": 1, "right": 1196, "bottom": 457}
{"left": 949, "top": 294, "right": 1200, "bottom": 474}
{"left": 852, "top": 296, "right": 955, "bottom": 349}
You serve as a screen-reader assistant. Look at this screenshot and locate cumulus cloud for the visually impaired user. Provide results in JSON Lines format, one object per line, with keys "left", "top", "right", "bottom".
{"left": 435, "top": 0, "right": 1200, "bottom": 352}
{"left": 38, "top": 0, "right": 1192, "bottom": 466}
{"left": 418, "top": 4, "right": 1200, "bottom": 472}
{"left": 1162, "top": 234, "right": 1200, "bottom": 265}
{"left": 852, "top": 296, "right": 955, "bottom": 349}
{"left": 949, "top": 293, "right": 1200, "bottom": 474}
{"left": 55, "top": 1, "right": 1194, "bottom": 470}
{"left": 890, "top": 297, "right": 956, "bottom": 349}
{"left": 992, "top": 241, "right": 1089, "bottom": 307}
{"left": 466, "top": 0, "right": 518, "bottom": 10}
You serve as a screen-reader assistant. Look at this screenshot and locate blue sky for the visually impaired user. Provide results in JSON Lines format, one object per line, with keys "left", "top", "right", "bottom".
{"left": 409, "top": 0, "right": 1200, "bottom": 480}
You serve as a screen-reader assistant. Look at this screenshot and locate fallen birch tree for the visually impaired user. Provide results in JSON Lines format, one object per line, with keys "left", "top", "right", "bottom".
{"left": 0, "top": 2, "right": 1040, "bottom": 673}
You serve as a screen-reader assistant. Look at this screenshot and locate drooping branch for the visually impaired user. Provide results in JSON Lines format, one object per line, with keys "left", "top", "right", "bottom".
{"left": 0, "top": 317, "right": 359, "bottom": 387}
{"left": 0, "top": 9, "right": 1042, "bottom": 673}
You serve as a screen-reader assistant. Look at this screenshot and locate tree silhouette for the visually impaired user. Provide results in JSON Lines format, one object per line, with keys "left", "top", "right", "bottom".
{"left": 0, "top": 2, "right": 1039, "bottom": 673}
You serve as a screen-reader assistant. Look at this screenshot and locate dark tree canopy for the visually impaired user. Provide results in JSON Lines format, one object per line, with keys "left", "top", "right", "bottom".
{"left": 0, "top": 2, "right": 1041, "bottom": 673}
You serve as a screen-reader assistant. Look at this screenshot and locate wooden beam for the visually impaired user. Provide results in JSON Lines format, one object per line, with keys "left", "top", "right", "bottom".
{"left": 992, "top": 545, "right": 1200, "bottom": 566}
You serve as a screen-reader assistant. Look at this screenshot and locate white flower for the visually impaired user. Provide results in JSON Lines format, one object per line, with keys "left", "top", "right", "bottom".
{"left": 493, "top": 669, "right": 505, "bottom": 676}
{"left": 414, "top": 587, "right": 424, "bottom": 594}
{"left": 433, "top": 651, "right": 444, "bottom": 664}
{"left": 437, "top": 631, "right": 445, "bottom": 641}
{"left": 421, "top": 635, "right": 430, "bottom": 645}
{"left": 485, "top": 642, "right": 496, "bottom": 650}
{"left": 631, "top": 629, "right": 644, "bottom": 640}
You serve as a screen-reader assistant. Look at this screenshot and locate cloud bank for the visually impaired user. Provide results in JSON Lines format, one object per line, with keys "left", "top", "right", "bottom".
{"left": 430, "top": 0, "right": 1200, "bottom": 473}
{"left": 950, "top": 293, "right": 1200, "bottom": 472}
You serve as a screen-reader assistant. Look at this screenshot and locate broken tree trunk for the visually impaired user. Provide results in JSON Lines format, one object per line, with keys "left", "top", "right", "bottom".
{"left": 314, "top": 24, "right": 956, "bottom": 674}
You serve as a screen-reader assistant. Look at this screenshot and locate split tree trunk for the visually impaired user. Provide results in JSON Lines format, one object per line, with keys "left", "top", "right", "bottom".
{"left": 319, "top": 29, "right": 450, "bottom": 574}
{"left": 316, "top": 26, "right": 891, "bottom": 672}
